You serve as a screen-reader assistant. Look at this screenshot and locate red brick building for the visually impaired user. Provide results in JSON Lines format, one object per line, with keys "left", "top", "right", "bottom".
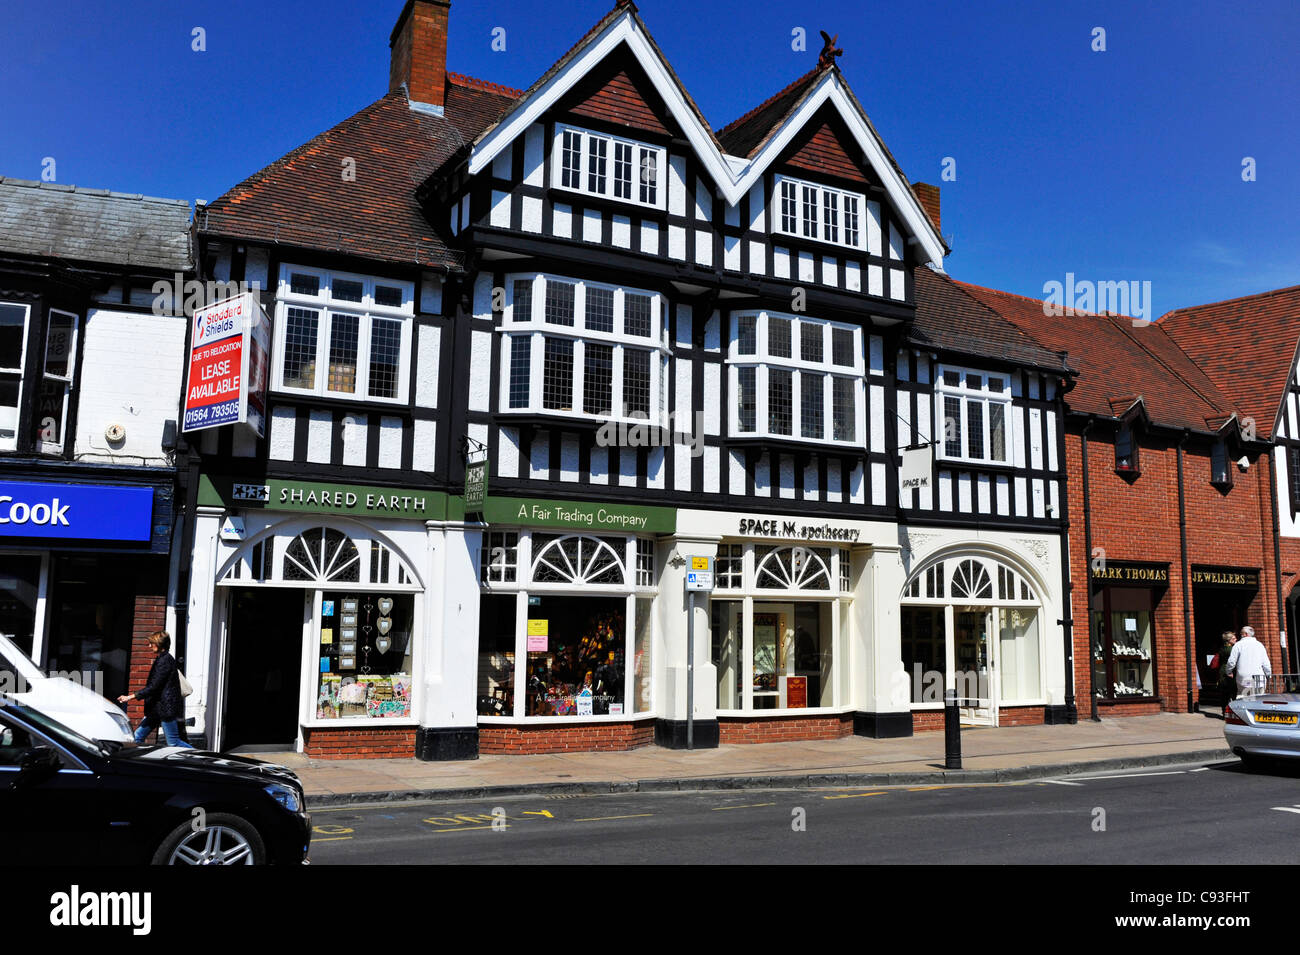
{"left": 963, "top": 284, "right": 1281, "bottom": 717}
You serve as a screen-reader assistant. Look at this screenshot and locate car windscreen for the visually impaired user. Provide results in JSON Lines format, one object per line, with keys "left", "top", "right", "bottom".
{"left": 0, "top": 698, "right": 104, "bottom": 757}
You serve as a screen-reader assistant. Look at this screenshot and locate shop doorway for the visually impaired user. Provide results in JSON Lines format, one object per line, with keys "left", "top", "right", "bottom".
{"left": 223, "top": 588, "right": 305, "bottom": 751}
{"left": 954, "top": 607, "right": 996, "bottom": 725}
{"left": 1193, "top": 588, "right": 1249, "bottom": 707}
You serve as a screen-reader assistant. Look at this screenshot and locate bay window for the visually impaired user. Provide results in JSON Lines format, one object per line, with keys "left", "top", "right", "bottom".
{"left": 274, "top": 266, "right": 414, "bottom": 403}
{"left": 728, "top": 309, "right": 863, "bottom": 445}
{"left": 554, "top": 124, "right": 666, "bottom": 210}
{"left": 774, "top": 175, "right": 865, "bottom": 251}
{"left": 935, "top": 365, "right": 1012, "bottom": 465}
{"left": 501, "top": 274, "right": 669, "bottom": 427}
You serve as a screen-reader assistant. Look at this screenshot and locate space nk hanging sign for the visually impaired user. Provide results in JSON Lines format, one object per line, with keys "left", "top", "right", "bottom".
{"left": 182, "top": 292, "right": 271, "bottom": 438}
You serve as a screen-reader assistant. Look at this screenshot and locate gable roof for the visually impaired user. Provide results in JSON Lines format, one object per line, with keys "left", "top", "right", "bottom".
{"left": 466, "top": 5, "right": 948, "bottom": 266}
{"left": 717, "top": 66, "right": 822, "bottom": 158}
{"left": 200, "top": 76, "right": 519, "bottom": 271}
{"left": 959, "top": 282, "right": 1242, "bottom": 435}
{"left": 0, "top": 176, "right": 192, "bottom": 273}
{"left": 1159, "top": 285, "right": 1300, "bottom": 439}
{"left": 910, "top": 268, "right": 1070, "bottom": 373}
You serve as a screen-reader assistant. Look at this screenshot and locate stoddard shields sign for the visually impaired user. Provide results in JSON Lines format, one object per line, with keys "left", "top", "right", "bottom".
{"left": 1191, "top": 566, "right": 1260, "bottom": 590}
{"left": 200, "top": 476, "right": 446, "bottom": 522}
{"left": 483, "top": 496, "right": 675, "bottom": 533}
{"left": 1090, "top": 561, "right": 1170, "bottom": 586}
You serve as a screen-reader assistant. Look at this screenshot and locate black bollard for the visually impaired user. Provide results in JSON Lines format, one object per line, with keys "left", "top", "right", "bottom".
{"left": 944, "top": 687, "right": 962, "bottom": 769}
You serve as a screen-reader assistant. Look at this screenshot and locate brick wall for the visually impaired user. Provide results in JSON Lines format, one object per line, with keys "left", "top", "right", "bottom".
{"left": 303, "top": 727, "right": 418, "bottom": 759}
{"left": 910, "top": 708, "right": 1043, "bottom": 731}
{"left": 1066, "top": 428, "right": 1282, "bottom": 715}
{"left": 126, "top": 593, "right": 168, "bottom": 725}
{"left": 479, "top": 721, "right": 655, "bottom": 755}
{"left": 718, "top": 713, "right": 855, "bottom": 743}
{"left": 389, "top": 0, "right": 450, "bottom": 108}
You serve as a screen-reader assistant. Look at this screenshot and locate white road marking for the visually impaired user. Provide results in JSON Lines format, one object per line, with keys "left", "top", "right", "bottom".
{"left": 1189, "top": 767, "right": 1210, "bottom": 772}
{"left": 1270, "top": 807, "right": 1300, "bottom": 815}
{"left": 1040, "top": 779, "right": 1084, "bottom": 786}
{"left": 1078, "top": 770, "right": 1187, "bottom": 781}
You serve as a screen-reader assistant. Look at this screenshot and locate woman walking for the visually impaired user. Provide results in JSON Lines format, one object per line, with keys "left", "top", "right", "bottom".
{"left": 117, "top": 631, "right": 194, "bottom": 748}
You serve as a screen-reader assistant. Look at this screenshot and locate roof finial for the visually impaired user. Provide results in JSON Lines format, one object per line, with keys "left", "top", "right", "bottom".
{"left": 818, "top": 30, "right": 843, "bottom": 69}
{"left": 616, "top": 0, "right": 637, "bottom": 10}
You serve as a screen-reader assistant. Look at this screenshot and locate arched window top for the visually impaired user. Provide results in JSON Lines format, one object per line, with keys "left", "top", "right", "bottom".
{"left": 903, "top": 553, "right": 1037, "bottom": 603}
{"left": 531, "top": 534, "right": 626, "bottom": 586}
{"left": 756, "top": 545, "right": 833, "bottom": 592}
{"left": 219, "top": 523, "right": 418, "bottom": 589}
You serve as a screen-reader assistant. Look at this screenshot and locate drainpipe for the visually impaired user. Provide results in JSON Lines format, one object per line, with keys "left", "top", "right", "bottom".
{"left": 1080, "top": 419, "right": 1099, "bottom": 721}
{"left": 1267, "top": 447, "right": 1292, "bottom": 672}
{"left": 1176, "top": 433, "right": 1194, "bottom": 713}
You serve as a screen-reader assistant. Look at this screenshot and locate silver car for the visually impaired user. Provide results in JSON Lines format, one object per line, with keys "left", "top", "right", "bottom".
{"left": 1224, "top": 678, "right": 1300, "bottom": 765}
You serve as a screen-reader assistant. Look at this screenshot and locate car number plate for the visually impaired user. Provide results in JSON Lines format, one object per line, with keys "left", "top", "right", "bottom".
{"left": 1254, "top": 713, "right": 1298, "bottom": 725}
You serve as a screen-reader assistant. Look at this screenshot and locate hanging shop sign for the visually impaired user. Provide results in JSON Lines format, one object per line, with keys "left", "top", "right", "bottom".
{"left": 899, "top": 442, "right": 933, "bottom": 491}
{"left": 200, "top": 475, "right": 447, "bottom": 522}
{"left": 1090, "top": 561, "right": 1169, "bottom": 586}
{"left": 1190, "top": 566, "right": 1259, "bottom": 590}
{"left": 0, "top": 480, "right": 154, "bottom": 541}
{"left": 464, "top": 459, "right": 489, "bottom": 512}
{"left": 484, "top": 496, "right": 676, "bottom": 534}
{"left": 182, "top": 292, "right": 272, "bottom": 437}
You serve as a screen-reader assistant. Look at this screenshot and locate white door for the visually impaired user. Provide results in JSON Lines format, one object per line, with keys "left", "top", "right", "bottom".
{"left": 952, "top": 606, "right": 997, "bottom": 726}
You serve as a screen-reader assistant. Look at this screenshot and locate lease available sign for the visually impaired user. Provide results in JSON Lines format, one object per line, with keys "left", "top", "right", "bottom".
{"left": 182, "top": 292, "right": 271, "bottom": 437}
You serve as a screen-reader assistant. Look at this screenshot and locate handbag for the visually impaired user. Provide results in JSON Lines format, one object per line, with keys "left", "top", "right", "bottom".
{"left": 177, "top": 669, "right": 194, "bottom": 698}
{"left": 1209, "top": 653, "right": 1221, "bottom": 670}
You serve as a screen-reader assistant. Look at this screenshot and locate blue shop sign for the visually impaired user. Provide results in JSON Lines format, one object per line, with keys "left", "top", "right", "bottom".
{"left": 0, "top": 481, "right": 154, "bottom": 541}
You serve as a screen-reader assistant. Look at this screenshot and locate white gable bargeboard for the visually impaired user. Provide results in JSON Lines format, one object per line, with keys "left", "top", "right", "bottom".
{"left": 465, "top": 9, "right": 945, "bottom": 268}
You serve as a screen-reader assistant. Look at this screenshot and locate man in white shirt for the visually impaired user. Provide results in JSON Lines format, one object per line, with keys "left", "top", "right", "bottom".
{"left": 1226, "top": 626, "right": 1272, "bottom": 696}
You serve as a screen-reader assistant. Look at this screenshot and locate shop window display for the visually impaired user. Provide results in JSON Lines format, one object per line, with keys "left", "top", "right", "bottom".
{"left": 477, "top": 594, "right": 517, "bottom": 716}
{"left": 0, "top": 555, "right": 41, "bottom": 659}
{"left": 315, "top": 591, "right": 413, "bottom": 719}
{"left": 525, "top": 595, "right": 626, "bottom": 716}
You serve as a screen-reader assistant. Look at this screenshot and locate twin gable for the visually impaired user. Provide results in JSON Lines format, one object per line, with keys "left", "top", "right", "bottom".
{"left": 462, "top": 6, "right": 945, "bottom": 268}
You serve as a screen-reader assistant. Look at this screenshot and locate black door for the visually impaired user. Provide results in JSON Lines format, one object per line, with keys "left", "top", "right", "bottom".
{"left": 223, "top": 589, "right": 305, "bottom": 751}
{"left": 1193, "top": 588, "right": 1247, "bottom": 706}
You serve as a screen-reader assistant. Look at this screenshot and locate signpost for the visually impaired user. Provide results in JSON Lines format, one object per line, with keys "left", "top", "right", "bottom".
{"left": 182, "top": 292, "right": 272, "bottom": 438}
{"left": 684, "top": 556, "right": 713, "bottom": 750}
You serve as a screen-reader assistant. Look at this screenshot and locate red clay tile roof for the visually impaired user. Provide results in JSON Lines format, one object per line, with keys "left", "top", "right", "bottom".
{"left": 717, "top": 66, "right": 824, "bottom": 158}
{"left": 199, "top": 79, "right": 518, "bottom": 271}
{"left": 911, "top": 268, "right": 1070, "bottom": 372}
{"left": 959, "top": 282, "right": 1241, "bottom": 434}
{"left": 1159, "top": 285, "right": 1300, "bottom": 439}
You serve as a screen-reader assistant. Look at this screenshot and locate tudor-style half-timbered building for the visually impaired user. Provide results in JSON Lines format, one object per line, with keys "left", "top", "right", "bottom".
{"left": 185, "top": 0, "right": 1078, "bottom": 760}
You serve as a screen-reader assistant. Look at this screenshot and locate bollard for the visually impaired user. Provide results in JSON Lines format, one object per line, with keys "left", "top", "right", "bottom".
{"left": 944, "top": 687, "right": 962, "bottom": 769}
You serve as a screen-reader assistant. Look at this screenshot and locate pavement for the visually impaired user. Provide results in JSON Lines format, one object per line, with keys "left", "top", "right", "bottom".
{"left": 248, "top": 711, "right": 1236, "bottom": 807}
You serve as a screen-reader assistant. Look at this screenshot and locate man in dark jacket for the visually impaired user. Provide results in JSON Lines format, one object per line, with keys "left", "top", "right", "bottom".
{"left": 117, "top": 631, "right": 193, "bottom": 747}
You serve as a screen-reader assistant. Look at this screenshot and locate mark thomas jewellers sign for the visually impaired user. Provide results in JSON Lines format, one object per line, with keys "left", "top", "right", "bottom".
{"left": 0, "top": 481, "right": 154, "bottom": 541}
{"left": 1091, "top": 561, "right": 1169, "bottom": 586}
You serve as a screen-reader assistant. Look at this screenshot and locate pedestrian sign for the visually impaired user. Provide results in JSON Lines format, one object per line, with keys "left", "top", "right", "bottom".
{"left": 685, "top": 556, "right": 713, "bottom": 592}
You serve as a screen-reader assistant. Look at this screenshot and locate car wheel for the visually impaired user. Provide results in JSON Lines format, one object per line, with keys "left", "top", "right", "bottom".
{"left": 151, "top": 813, "right": 267, "bottom": 865}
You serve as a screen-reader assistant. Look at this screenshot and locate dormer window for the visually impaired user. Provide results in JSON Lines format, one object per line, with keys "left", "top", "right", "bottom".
{"left": 553, "top": 124, "right": 666, "bottom": 210}
{"left": 1115, "top": 423, "right": 1139, "bottom": 475}
{"left": 1210, "top": 439, "right": 1233, "bottom": 488}
{"left": 774, "top": 174, "right": 865, "bottom": 251}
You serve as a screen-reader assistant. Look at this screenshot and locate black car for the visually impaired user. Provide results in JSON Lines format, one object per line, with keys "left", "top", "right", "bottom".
{"left": 0, "top": 695, "right": 310, "bottom": 865}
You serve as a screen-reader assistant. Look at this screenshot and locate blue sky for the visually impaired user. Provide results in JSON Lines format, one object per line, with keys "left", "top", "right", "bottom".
{"left": 2, "top": 0, "right": 1296, "bottom": 312}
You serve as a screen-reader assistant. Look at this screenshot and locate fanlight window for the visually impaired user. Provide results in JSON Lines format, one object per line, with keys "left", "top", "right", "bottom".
{"left": 755, "top": 546, "right": 832, "bottom": 591}
{"left": 903, "top": 555, "right": 1037, "bottom": 603}
{"left": 221, "top": 526, "right": 414, "bottom": 587}
{"left": 284, "top": 528, "right": 361, "bottom": 582}
{"left": 531, "top": 534, "right": 626, "bottom": 586}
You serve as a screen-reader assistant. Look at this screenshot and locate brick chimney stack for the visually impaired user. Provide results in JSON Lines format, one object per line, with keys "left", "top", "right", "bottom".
{"left": 390, "top": 0, "right": 451, "bottom": 110}
{"left": 913, "top": 182, "right": 941, "bottom": 234}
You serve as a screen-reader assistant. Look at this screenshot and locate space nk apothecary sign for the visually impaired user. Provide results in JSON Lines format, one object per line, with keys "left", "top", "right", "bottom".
{"left": 182, "top": 292, "right": 271, "bottom": 437}
{"left": 0, "top": 481, "right": 154, "bottom": 541}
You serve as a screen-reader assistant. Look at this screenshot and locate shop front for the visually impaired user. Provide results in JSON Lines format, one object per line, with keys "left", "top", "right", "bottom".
{"left": 474, "top": 495, "right": 671, "bottom": 755}
{"left": 0, "top": 475, "right": 174, "bottom": 711}
{"left": 189, "top": 476, "right": 447, "bottom": 757}
{"left": 1088, "top": 560, "right": 1168, "bottom": 711}
{"left": 901, "top": 546, "right": 1052, "bottom": 728}
{"left": 1190, "top": 565, "right": 1260, "bottom": 706}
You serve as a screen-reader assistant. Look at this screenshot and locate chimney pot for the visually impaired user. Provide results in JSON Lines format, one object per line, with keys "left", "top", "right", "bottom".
{"left": 913, "top": 181, "right": 941, "bottom": 234}
{"left": 390, "top": 0, "right": 451, "bottom": 109}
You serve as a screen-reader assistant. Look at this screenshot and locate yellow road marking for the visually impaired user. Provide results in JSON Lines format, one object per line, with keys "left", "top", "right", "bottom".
{"left": 907, "top": 786, "right": 947, "bottom": 792}
{"left": 823, "top": 791, "right": 886, "bottom": 800}
{"left": 312, "top": 824, "right": 354, "bottom": 834}
{"left": 712, "top": 802, "right": 776, "bottom": 811}
{"left": 313, "top": 836, "right": 353, "bottom": 842}
{"left": 428, "top": 824, "right": 503, "bottom": 832}
{"left": 522, "top": 810, "right": 554, "bottom": 818}
{"left": 574, "top": 813, "right": 654, "bottom": 822}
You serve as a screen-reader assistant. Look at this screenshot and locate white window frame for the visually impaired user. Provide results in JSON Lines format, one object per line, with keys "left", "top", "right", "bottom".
{"left": 551, "top": 123, "right": 668, "bottom": 211}
{"left": 499, "top": 273, "right": 670, "bottom": 428}
{"left": 727, "top": 309, "right": 864, "bottom": 447}
{"left": 773, "top": 174, "right": 866, "bottom": 252}
{"left": 35, "top": 308, "right": 79, "bottom": 454}
{"left": 934, "top": 364, "right": 1013, "bottom": 466}
{"left": 273, "top": 265, "right": 414, "bottom": 404}
{"left": 0, "top": 301, "right": 32, "bottom": 452}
